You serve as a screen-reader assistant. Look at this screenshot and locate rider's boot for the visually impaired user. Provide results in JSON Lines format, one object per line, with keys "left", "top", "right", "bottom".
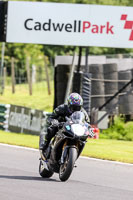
{"left": 39, "top": 138, "right": 51, "bottom": 160}
{"left": 39, "top": 126, "right": 56, "bottom": 152}
{"left": 39, "top": 138, "right": 50, "bottom": 151}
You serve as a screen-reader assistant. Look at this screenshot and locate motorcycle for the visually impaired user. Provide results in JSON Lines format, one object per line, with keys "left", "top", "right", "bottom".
{"left": 39, "top": 111, "right": 91, "bottom": 182}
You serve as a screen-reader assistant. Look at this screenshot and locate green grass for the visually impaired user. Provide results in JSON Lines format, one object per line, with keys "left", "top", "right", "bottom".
{"left": 1, "top": 130, "right": 133, "bottom": 164}
{"left": 83, "top": 139, "right": 133, "bottom": 164}
{"left": 0, "top": 82, "right": 54, "bottom": 112}
{"left": 0, "top": 130, "right": 39, "bottom": 149}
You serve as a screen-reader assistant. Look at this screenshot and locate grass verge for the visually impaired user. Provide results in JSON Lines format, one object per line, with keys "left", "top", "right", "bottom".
{"left": 0, "top": 130, "right": 39, "bottom": 149}
{"left": 0, "top": 82, "right": 54, "bottom": 112}
{"left": 1, "top": 130, "right": 133, "bottom": 164}
{"left": 83, "top": 139, "right": 133, "bottom": 164}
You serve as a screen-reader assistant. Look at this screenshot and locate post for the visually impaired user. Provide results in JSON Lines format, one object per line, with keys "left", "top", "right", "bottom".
{"left": 77, "top": 47, "right": 82, "bottom": 72}
{"left": 44, "top": 56, "right": 51, "bottom": 95}
{"left": 3, "top": 67, "right": 6, "bottom": 89}
{"left": 11, "top": 57, "right": 15, "bottom": 94}
{"left": 0, "top": 42, "right": 5, "bottom": 95}
{"left": 85, "top": 47, "right": 89, "bottom": 73}
{"left": 32, "top": 65, "right": 36, "bottom": 84}
{"left": 26, "top": 57, "right": 32, "bottom": 95}
{"left": 64, "top": 51, "right": 76, "bottom": 103}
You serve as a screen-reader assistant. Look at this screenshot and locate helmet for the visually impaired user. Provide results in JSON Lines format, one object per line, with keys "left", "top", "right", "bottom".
{"left": 67, "top": 93, "right": 83, "bottom": 112}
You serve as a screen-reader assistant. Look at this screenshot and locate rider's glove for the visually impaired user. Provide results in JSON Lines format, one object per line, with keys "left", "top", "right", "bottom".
{"left": 88, "top": 127, "right": 95, "bottom": 138}
{"left": 58, "top": 122, "right": 65, "bottom": 129}
{"left": 85, "top": 123, "right": 95, "bottom": 138}
{"left": 51, "top": 119, "right": 59, "bottom": 127}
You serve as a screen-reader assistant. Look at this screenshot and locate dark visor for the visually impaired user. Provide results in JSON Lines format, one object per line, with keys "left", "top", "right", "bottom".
{"left": 70, "top": 105, "right": 81, "bottom": 111}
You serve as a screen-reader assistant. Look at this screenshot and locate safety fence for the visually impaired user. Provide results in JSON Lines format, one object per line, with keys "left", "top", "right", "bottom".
{"left": 0, "top": 104, "right": 50, "bottom": 135}
{"left": 0, "top": 56, "right": 54, "bottom": 95}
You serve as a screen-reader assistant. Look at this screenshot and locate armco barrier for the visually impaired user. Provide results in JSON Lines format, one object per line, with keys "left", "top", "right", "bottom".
{"left": 0, "top": 104, "right": 49, "bottom": 135}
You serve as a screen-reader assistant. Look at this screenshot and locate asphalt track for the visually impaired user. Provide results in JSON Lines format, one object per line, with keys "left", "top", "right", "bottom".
{"left": 0, "top": 144, "right": 133, "bottom": 200}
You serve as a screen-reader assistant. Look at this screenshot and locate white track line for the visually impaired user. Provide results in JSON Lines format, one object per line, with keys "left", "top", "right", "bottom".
{"left": 80, "top": 156, "right": 133, "bottom": 167}
{"left": 0, "top": 143, "right": 133, "bottom": 167}
{"left": 0, "top": 143, "right": 38, "bottom": 151}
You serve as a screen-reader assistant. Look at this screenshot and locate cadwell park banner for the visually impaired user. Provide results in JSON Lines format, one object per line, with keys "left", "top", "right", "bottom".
{"left": 0, "top": 1, "right": 133, "bottom": 48}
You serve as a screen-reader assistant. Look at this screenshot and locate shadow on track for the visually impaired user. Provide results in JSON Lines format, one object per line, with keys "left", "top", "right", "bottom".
{"left": 0, "top": 175, "right": 60, "bottom": 182}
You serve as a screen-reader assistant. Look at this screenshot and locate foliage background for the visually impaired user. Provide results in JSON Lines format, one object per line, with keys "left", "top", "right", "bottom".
{"left": 101, "top": 117, "right": 133, "bottom": 141}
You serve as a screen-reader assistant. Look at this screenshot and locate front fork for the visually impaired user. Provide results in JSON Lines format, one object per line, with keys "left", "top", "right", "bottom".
{"left": 60, "top": 145, "right": 78, "bottom": 164}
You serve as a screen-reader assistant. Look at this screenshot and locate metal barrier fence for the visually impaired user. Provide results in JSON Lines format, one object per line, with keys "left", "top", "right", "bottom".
{"left": 0, "top": 104, "right": 49, "bottom": 135}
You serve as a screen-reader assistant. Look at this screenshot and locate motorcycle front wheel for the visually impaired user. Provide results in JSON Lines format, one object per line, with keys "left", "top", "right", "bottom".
{"left": 59, "top": 147, "right": 78, "bottom": 182}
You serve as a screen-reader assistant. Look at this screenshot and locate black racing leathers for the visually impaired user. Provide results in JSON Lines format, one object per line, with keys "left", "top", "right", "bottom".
{"left": 45, "top": 104, "right": 92, "bottom": 142}
{"left": 51, "top": 104, "right": 90, "bottom": 123}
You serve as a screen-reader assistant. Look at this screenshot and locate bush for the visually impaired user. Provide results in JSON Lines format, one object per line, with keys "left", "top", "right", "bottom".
{"left": 100, "top": 117, "right": 133, "bottom": 141}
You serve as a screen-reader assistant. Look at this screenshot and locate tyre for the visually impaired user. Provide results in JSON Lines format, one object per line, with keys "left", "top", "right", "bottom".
{"left": 59, "top": 148, "right": 78, "bottom": 182}
{"left": 39, "top": 160, "right": 54, "bottom": 178}
{"left": 56, "top": 73, "right": 69, "bottom": 82}
{"left": 56, "top": 65, "right": 71, "bottom": 73}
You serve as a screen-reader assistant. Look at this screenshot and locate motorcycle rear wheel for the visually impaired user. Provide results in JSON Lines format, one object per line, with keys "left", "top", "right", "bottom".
{"left": 59, "top": 147, "right": 77, "bottom": 182}
{"left": 39, "top": 160, "right": 54, "bottom": 178}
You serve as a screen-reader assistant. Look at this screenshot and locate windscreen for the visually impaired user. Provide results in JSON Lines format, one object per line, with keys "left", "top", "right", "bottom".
{"left": 71, "top": 111, "right": 85, "bottom": 124}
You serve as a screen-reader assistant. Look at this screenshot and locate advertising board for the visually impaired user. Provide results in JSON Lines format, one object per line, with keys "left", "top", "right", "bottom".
{"left": 8, "top": 105, "right": 43, "bottom": 135}
{"left": 6, "top": 2, "right": 133, "bottom": 48}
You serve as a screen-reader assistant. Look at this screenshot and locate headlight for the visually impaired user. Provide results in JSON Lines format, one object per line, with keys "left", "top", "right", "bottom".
{"left": 65, "top": 125, "right": 71, "bottom": 131}
{"left": 71, "top": 124, "right": 85, "bottom": 136}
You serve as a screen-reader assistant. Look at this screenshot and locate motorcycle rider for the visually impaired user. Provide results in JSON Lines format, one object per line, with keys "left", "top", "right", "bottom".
{"left": 39, "top": 93, "right": 94, "bottom": 152}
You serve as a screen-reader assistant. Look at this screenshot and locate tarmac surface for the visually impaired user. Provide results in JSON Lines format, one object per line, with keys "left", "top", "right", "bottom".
{"left": 0, "top": 143, "right": 133, "bottom": 200}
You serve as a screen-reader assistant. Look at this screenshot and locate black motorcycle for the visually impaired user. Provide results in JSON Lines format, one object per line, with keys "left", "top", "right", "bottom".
{"left": 39, "top": 111, "right": 91, "bottom": 182}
